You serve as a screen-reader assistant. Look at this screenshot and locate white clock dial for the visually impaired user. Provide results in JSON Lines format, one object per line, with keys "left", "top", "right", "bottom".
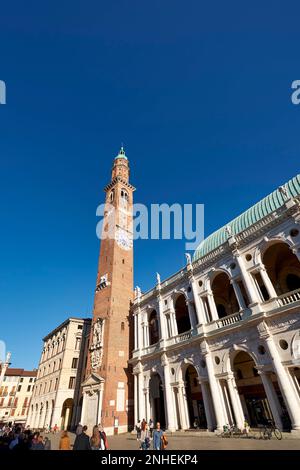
{"left": 115, "top": 228, "right": 133, "bottom": 251}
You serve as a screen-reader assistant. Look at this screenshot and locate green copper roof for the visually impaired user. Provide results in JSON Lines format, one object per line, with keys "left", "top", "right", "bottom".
{"left": 115, "top": 146, "right": 128, "bottom": 160}
{"left": 193, "top": 174, "right": 300, "bottom": 262}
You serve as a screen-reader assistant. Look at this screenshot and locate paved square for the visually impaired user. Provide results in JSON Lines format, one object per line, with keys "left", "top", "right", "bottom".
{"left": 47, "top": 432, "right": 300, "bottom": 450}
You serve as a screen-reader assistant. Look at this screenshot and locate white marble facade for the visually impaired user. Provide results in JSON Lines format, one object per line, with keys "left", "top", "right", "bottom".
{"left": 131, "top": 190, "right": 300, "bottom": 433}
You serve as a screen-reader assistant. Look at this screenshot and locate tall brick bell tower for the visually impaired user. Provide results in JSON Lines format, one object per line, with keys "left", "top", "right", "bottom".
{"left": 81, "top": 147, "right": 135, "bottom": 435}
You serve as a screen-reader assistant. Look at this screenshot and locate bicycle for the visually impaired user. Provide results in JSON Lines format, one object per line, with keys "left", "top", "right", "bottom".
{"left": 260, "top": 420, "right": 282, "bottom": 440}
{"left": 220, "top": 424, "right": 241, "bottom": 438}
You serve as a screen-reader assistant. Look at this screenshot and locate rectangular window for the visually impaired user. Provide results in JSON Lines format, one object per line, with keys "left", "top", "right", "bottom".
{"left": 20, "top": 378, "right": 24, "bottom": 383}
{"left": 68, "top": 377, "right": 76, "bottom": 389}
{"left": 0, "top": 398, "right": 4, "bottom": 406}
{"left": 71, "top": 357, "right": 78, "bottom": 369}
{"left": 14, "top": 398, "right": 18, "bottom": 407}
{"left": 17, "top": 385, "right": 22, "bottom": 392}
{"left": 29, "top": 378, "right": 33, "bottom": 383}
{"left": 11, "top": 409, "right": 15, "bottom": 416}
{"left": 27, "top": 385, "right": 31, "bottom": 392}
{"left": 23, "top": 397, "right": 28, "bottom": 407}
{"left": 8, "top": 398, "right": 12, "bottom": 406}
{"left": 55, "top": 378, "right": 58, "bottom": 390}
{"left": 77, "top": 325, "right": 83, "bottom": 330}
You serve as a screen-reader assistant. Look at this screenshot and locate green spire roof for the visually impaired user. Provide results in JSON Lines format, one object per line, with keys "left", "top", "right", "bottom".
{"left": 193, "top": 174, "right": 300, "bottom": 262}
{"left": 115, "top": 146, "right": 127, "bottom": 160}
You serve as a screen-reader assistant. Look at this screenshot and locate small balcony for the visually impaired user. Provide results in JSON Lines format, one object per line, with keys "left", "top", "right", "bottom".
{"left": 276, "top": 287, "right": 300, "bottom": 307}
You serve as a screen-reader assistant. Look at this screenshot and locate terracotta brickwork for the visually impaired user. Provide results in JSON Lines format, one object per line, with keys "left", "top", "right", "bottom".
{"left": 85, "top": 151, "right": 135, "bottom": 430}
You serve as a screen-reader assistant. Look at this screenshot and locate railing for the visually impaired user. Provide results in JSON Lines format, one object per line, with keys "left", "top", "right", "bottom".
{"left": 277, "top": 288, "right": 300, "bottom": 307}
{"left": 174, "top": 330, "right": 193, "bottom": 343}
{"left": 216, "top": 312, "right": 242, "bottom": 328}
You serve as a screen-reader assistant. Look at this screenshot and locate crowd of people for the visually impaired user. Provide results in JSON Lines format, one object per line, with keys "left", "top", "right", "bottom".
{"left": 0, "top": 420, "right": 166, "bottom": 451}
{"left": 0, "top": 424, "right": 52, "bottom": 451}
{"left": 135, "top": 419, "right": 168, "bottom": 450}
{"left": 0, "top": 422, "right": 109, "bottom": 451}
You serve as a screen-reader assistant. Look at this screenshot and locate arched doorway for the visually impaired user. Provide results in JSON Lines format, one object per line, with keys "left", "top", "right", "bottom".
{"left": 61, "top": 398, "right": 74, "bottom": 430}
{"left": 263, "top": 242, "right": 300, "bottom": 295}
{"left": 211, "top": 272, "right": 240, "bottom": 318}
{"left": 174, "top": 295, "right": 191, "bottom": 334}
{"left": 233, "top": 351, "right": 290, "bottom": 429}
{"left": 185, "top": 365, "right": 207, "bottom": 429}
{"left": 149, "top": 310, "right": 159, "bottom": 345}
{"left": 149, "top": 374, "right": 166, "bottom": 429}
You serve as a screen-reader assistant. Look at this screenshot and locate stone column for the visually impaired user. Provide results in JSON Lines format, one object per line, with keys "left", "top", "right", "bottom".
{"left": 134, "top": 374, "right": 138, "bottom": 425}
{"left": 144, "top": 385, "right": 151, "bottom": 422}
{"left": 186, "top": 300, "right": 197, "bottom": 330}
{"left": 189, "top": 275, "right": 206, "bottom": 324}
{"left": 226, "top": 375, "right": 244, "bottom": 429}
{"left": 169, "top": 299, "right": 178, "bottom": 336}
{"left": 162, "top": 354, "right": 176, "bottom": 431}
{"left": 220, "top": 380, "right": 233, "bottom": 425}
{"left": 259, "top": 265, "right": 278, "bottom": 299}
{"left": 231, "top": 279, "right": 246, "bottom": 311}
{"left": 157, "top": 295, "right": 167, "bottom": 340}
{"left": 264, "top": 335, "right": 300, "bottom": 430}
{"left": 97, "top": 387, "right": 104, "bottom": 425}
{"left": 289, "top": 368, "right": 300, "bottom": 397}
{"left": 179, "top": 382, "right": 190, "bottom": 429}
{"left": 200, "top": 381, "right": 215, "bottom": 431}
{"left": 259, "top": 371, "right": 283, "bottom": 430}
{"left": 234, "top": 251, "right": 260, "bottom": 305}
{"left": 134, "top": 313, "right": 138, "bottom": 350}
{"left": 137, "top": 371, "right": 144, "bottom": 421}
{"left": 204, "top": 350, "right": 226, "bottom": 430}
{"left": 137, "top": 308, "right": 143, "bottom": 351}
{"left": 207, "top": 290, "right": 219, "bottom": 321}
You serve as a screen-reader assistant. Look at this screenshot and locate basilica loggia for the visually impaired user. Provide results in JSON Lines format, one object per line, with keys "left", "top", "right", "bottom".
{"left": 130, "top": 174, "right": 300, "bottom": 433}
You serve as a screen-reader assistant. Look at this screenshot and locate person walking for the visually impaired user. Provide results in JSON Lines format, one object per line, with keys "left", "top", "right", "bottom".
{"left": 75, "top": 423, "right": 83, "bottom": 436}
{"left": 31, "top": 435, "right": 45, "bottom": 450}
{"left": 44, "top": 436, "right": 51, "bottom": 450}
{"left": 98, "top": 424, "right": 108, "bottom": 450}
{"left": 140, "top": 423, "right": 151, "bottom": 450}
{"left": 59, "top": 431, "right": 71, "bottom": 450}
{"left": 90, "top": 425, "right": 101, "bottom": 450}
{"left": 153, "top": 422, "right": 166, "bottom": 450}
{"left": 73, "top": 425, "right": 91, "bottom": 450}
{"left": 149, "top": 419, "right": 154, "bottom": 438}
{"left": 135, "top": 420, "right": 141, "bottom": 441}
{"left": 141, "top": 419, "right": 147, "bottom": 431}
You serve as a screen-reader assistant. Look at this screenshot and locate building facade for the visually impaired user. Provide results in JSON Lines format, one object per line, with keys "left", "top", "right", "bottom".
{"left": 0, "top": 368, "right": 37, "bottom": 425}
{"left": 131, "top": 174, "right": 300, "bottom": 433}
{"left": 26, "top": 317, "right": 91, "bottom": 430}
{"left": 81, "top": 147, "right": 134, "bottom": 435}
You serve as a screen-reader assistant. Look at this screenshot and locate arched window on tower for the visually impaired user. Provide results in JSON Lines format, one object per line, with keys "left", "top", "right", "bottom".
{"left": 109, "top": 189, "right": 115, "bottom": 202}
{"left": 120, "top": 189, "right": 129, "bottom": 209}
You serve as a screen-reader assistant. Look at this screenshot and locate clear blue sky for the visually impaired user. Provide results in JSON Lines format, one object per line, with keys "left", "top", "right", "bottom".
{"left": 0, "top": 1, "right": 300, "bottom": 369}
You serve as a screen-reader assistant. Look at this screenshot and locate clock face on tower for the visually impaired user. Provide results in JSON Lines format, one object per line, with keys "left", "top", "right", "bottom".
{"left": 115, "top": 227, "right": 133, "bottom": 251}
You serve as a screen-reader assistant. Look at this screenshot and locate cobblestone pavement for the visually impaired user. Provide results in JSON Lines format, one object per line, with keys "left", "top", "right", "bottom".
{"left": 47, "top": 432, "right": 300, "bottom": 450}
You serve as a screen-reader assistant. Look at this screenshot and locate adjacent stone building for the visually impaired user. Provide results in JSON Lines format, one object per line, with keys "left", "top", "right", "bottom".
{"left": 0, "top": 368, "right": 37, "bottom": 425}
{"left": 131, "top": 174, "right": 300, "bottom": 433}
{"left": 26, "top": 317, "right": 91, "bottom": 430}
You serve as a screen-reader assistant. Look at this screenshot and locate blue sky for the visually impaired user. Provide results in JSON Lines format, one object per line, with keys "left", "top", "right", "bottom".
{"left": 0, "top": 0, "right": 300, "bottom": 369}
